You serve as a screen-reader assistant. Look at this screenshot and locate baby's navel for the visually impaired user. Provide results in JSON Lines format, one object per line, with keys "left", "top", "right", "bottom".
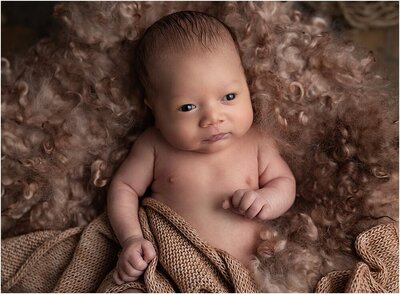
{"left": 168, "top": 176, "right": 176, "bottom": 184}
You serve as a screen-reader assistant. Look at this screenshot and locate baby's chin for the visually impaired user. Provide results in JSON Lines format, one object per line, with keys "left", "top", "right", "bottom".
{"left": 176, "top": 138, "right": 234, "bottom": 154}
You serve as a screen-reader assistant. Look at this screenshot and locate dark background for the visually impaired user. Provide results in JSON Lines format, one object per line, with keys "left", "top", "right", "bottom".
{"left": 2, "top": 1, "right": 56, "bottom": 58}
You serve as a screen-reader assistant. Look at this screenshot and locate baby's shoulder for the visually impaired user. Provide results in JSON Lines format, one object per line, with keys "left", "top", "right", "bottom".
{"left": 248, "top": 128, "right": 282, "bottom": 171}
{"left": 134, "top": 127, "right": 162, "bottom": 148}
{"left": 247, "top": 127, "right": 277, "bottom": 149}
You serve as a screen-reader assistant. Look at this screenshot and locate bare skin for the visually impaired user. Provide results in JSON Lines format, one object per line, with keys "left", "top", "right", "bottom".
{"left": 107, "top": 43, "right": 296, "bottom": 285}
{"left": 148, "top": 126, "right": 290, "bottom": 263}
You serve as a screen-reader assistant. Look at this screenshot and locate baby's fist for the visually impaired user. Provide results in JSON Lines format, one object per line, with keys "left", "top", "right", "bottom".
{"left": 113, "top": 236, "right": 156, "bottom": 285}
{"left": 223, "top": 189, "right": 270, "bottom": 221}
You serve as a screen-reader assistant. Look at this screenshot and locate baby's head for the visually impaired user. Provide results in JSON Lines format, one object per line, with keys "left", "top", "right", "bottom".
{"left": 135, "top": 11, "right": 253, "bottom": 153}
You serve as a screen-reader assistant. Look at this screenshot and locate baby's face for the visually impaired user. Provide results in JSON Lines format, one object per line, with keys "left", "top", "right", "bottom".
{"left": 146, "top": 44, "right": 253, "bottom": 153}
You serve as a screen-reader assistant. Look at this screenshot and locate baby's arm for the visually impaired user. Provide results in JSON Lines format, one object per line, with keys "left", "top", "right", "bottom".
{"left": 223, "top": 137, "right": 296, "bottom": 221}
{"left": 107, "top": 129, "right": 156, "bottom": 284}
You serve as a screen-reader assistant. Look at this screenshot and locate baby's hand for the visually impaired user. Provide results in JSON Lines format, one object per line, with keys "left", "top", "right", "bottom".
{"left": 222, "top": 189, "right": 271, "bottom": 221}
{"left": 113, "top": 235, "right": 156, "bottom": 285}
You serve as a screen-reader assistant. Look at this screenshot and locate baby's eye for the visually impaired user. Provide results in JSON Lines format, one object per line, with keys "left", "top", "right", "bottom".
{"left": 223, "top": 93, "right": 236, "bottom": 101}
{"left": 178, "top": 104, "right": 197, "bottom": 112}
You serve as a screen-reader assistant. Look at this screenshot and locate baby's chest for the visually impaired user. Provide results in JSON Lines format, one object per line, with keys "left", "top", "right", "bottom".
{"left": 153, "top": 148, "right": 260, "bottom": 195}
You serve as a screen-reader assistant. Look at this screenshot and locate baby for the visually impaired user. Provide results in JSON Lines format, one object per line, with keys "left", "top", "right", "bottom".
{"left": 107, "top": 11, "right": 296, "bottom": 285}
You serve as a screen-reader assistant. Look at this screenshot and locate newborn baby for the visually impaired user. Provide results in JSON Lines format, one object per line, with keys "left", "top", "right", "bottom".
{"left": 107, "top": 10, "right": 296, "bottom": 285}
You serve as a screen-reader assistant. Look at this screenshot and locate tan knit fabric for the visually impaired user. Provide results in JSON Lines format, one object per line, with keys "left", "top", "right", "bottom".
{"left": 2, "top": 198, "right": 258, "bottom": 293}
{"left": 315, "top": 222, "right": 399, "bottom": 293}
{"left": 2, "top": 198, "right": 398, "bottom": 293}
{"left": 99, "top": 198, "right": 259, "bottom": 293}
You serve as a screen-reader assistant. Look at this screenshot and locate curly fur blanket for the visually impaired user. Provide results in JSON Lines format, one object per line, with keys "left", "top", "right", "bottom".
{"left": 1, "top": 2, "right": 398, "bottom": 292}
{"left": 1, "top": 197, "right": 398, "bottom": 293}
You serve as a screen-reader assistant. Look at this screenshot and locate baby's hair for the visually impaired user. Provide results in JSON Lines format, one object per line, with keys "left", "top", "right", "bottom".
{"left": 134, "top": 10, "right": 240, "bottom": 93}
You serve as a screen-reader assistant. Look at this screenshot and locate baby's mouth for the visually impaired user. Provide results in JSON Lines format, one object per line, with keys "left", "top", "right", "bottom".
{"left": 203, "top": 133, "right": 229, "bottom": 143}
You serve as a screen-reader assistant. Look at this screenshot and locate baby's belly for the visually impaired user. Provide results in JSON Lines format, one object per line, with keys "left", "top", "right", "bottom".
{"left": 152, "top": 191, "right": 263, "bottom": 267}
{"left": 150, "top": 142, "right": 263, "bottom": 266}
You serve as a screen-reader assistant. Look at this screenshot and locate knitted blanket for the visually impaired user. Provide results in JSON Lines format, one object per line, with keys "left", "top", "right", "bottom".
{"left": 1, "top": 198, "right": 258, "bottom": 293}
{"left": 1, "top": 197, "right": 398, "bottom": 293}
{"left": 315, "top": 222, "right": 399, "bottom": 293}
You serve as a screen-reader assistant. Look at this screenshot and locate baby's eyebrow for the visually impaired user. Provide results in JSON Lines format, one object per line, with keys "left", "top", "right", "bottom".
{"left": 168, "top": 79, "right": 242, "bottom": 102}
{"left": 221, "top": 79, "right": 241, "bottom": 88}
{"left": 168, "top": 96, "right": 195, "bottom": 106}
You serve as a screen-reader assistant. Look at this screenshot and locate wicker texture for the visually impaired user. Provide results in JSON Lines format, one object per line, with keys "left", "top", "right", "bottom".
{"left": 315, "top": 222, "right": 399, "bottom": 293}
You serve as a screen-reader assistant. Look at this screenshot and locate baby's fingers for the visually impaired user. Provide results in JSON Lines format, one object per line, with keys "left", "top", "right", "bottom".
{"left": 113, "top": 270, "right": 124, "bottom": 285}
{"left": 124, "top": 255, "right": 146, "bottom": 273}
{"left": 256, "top": 204, "right": 271, "bottom": 221}
{"left": 245, "top": 198, "right": 264, "bottom": 219}
{"left": 142, "top": 240, "right": 156, "bottom": 263}
{"left": 113, "top": 267, "right": 142, "bottom": 285}
{"left": 238, "top": 191, "right": 258, "bottom": 212}
{"left": 231, "top": 189, "right": 248, "bottom": 209}
{"left": 118, "top": 266, "right": 143, "bottom": 283}
{"left": 222, "top": 199, "right": 231, "bottom": 209}
{"left": 222, "top": 199, "right": 244, "bottom": 217}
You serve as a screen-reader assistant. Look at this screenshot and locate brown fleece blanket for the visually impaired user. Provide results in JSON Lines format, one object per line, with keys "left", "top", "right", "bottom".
{"left": 1, "top": 198, "right": 398, "bottom": 293}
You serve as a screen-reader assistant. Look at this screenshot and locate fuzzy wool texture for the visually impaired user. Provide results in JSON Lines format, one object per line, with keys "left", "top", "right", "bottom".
{"left": 1, "top": 2, "right": 398, "bottom": 292}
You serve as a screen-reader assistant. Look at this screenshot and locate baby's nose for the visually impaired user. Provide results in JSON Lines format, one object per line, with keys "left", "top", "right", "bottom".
{"left": 199, "top": 108, "right": 224, "bottom": 128}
